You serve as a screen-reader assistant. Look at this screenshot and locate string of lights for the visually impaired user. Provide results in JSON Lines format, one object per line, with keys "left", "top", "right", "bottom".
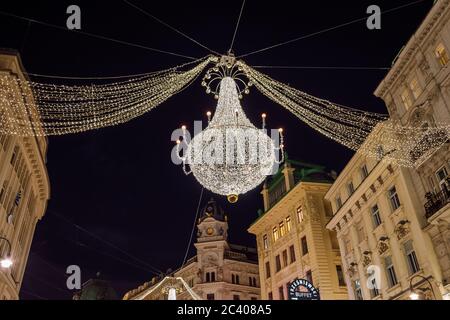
{"left": 239, "top": 61, "right": 450, "bottom": 167}
{"left": 0, "top": 56, "right": 213, "bottom": 136}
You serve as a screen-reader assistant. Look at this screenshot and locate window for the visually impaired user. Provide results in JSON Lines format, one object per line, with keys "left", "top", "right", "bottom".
{"left": 305, "top": 270, "right": 313, "bottom": 285}
{"left": 207, "top": 294, "right": 215, "bottom": 300}
{"left": 435, "top": 43, "right": 449, "bottom": 67}
{"left": 211, "top": 272, "right": 215, "bottom": 282}
{"left": 265, "top": 261, "right": 271, "bottom": 279}
{"left": 278, "top": 286, "right": 285, "bottom": 300}
{"left": 286, "top": 216, "right": 292, "bottom": 233}
{"left": 354, "top": 280, "right": 363, "bottom": 300}
{"left": 206, "top": 272, "right": 211, "bottom": 283}
{"left": 297, "top": 206, "right": 304, "bottom": 223}
{"left": 232, "top": 274, "right": 240, "bottom": 284}
{"left": 301, "top": 236, "right": 308, "bottom": 256}
{"left": 273, "top": 226, "right": 279, "bottom": 242}
{"left": 436, "top": 166, "right": 448, "bottom": 192}
{"left": 275, "top": 255, "right": 281, "bottom": 272}
{"left": 233, "top": 295, "right": 240, "bottom": 300}
{"left": 251, "top": 297, "right": 257, "bottom": 300}
{"left": 385, "top": 256, "right": 398, "bottom": 288}
{"left": 361, "top": 164, "right": 369, "bottom": 180}
{"left": 347, "top": 181, "right": 355, "bottom": 195}
{"left": 336, "top": 196, "right": 342, "bottom": 209}
{"left": 401, "top": 88, "right": 413, "bottom": 110}
{"left": 404, "top": 240, "right": 420, "bottom": 275}
{"left": 388, "top": 186, "right": 401, "bottom": 211}
{"left": 263, "top": 234, "right": 269, "bottom": 250}
{"left": 371, "top": 204, "right": 382, "bottom": 228}
{"left": 268, "top": 292, "right": 273, "bottom": 300}
{"left": 235, "top": 275, "right": 240, "bottom": 285}
{"left": 279, "top": 221, "right": 286, "bottom": 237}
{"left": 10, "top": 146, "right": 18, "bottom": 165}
{"left": 289, "top": 245, "right": 296, "bottom": 263}
{"left": 409, "top": 78, "right": 422, "bottom": 99}
{"left": 336, "top": 265, "right": 346, "bottom": 287}
{"left": 282, "top": 250, "right": 288, "bottom": 267}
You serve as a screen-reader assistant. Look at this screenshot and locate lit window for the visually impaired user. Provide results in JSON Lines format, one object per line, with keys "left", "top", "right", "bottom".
{"left": 296, "top": 206, "right": 304, "bottom": 223}
{"left": 400, "top": 88, "right": 413, "bottom": 110}
{"left": 371, "top": 204, "right": 382, "bottom": 228}
{"left": 409, "top": 78, "right": 422, "bottom": 99}
{"left": 273, "top": 226, "right": 279, "bottom": 242}
{"left": 385, "top": 256, "right": 398, "bottom": 288}
{"left": 263, "top": 234, "right": 269, "bottom": 250}
{"left": 286, "top": 216, "right": 291, "bottom": 232}
{"left": 361, "top": 164, "right": 369, "bottom": 180}
{"left": 388, "top": 186, "right": 401, "bottom": 211}
{"left": 404, "top": 240, "right": 420, "bottom": 275}
{"left": 279, "top": 221, "right": 286, "bottom": 237}
{"left": 435, "top": 43, "right": 449, "bottom": 67}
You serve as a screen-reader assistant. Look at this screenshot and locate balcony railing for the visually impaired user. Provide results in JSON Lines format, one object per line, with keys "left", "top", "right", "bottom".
{"left": 424, "top": 189, "right": 450, "bottom": 219}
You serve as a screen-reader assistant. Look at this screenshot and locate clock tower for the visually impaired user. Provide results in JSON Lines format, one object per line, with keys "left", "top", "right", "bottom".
{"left": 196, "top": 198, "right": 228, "bottom": 243}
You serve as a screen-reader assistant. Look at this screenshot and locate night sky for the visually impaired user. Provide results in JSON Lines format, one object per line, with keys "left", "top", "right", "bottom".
{"left": 0, "top": 0, "right": 433, "bottom": 300}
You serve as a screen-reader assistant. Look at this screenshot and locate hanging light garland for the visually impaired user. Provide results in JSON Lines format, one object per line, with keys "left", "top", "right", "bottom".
{"left": 0, "top": 56, "right": 213, "bottom": 136}
{"left": 238, "top": 61, "right": 450, "bottom": 168}
{"left": 0, "top": 52, "right": 448, "bottom": 171}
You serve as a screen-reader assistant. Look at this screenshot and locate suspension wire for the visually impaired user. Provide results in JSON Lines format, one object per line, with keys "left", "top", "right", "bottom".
{"left": 252, "top": 65, "right": 390, "bottom": 70}
{"left": 0, "top": 10, "right": 197, "bottom": 60}
{"left": 238, "top": 0, "right": 428, "bottom": 58}
{"left": 180, "top": 187, "right": 204, "bottom": 268}
{"left": 21, "top": 289, "right": 48, "bottom": 300}
{"left": 23, "top": 55, "right": 211, "bottom": 80}
{"left": 122, "top": 0, "right": 221, "bottom": 56}
{"left": 229, "top": 0, "right": 247, "bottom": 53}
{"left": 48, "top": 210, "right": 163, "bottom": 274}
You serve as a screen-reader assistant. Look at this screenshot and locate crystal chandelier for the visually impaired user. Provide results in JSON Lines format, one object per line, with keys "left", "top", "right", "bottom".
{"left": 176, "top": 60, "right": 284, "bottom": 203}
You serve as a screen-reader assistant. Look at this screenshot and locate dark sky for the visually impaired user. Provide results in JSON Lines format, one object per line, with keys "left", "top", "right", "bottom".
{"left": 0, "top": 0, "right": 433, "bottom": 300}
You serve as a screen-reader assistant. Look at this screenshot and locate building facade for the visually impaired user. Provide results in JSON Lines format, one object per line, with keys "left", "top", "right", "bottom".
{"left": 248, "top": 159, "right": 348, "bottom": 300}
{"left": 374, "top": 0, "right": 450, "bottom": 298}
{"left": 0, "top": 50, "right": 50, "bottom": 300}
{"left": 326, "top": 0, "right": 450, "bottom": 300}
{"left": 124, "top": 198, "right": 260, "bottom": 300}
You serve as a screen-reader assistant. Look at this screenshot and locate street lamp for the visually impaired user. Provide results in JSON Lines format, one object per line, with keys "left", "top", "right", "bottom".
{"left": 409, "top": 275, "right": 437, "bottom": 300}
{"left": 0, "top": 236, "right": 13, "bottom": 269}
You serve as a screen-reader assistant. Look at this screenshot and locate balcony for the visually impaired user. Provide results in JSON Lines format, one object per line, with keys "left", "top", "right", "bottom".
{"left": 424, "top": 189, "right": 450, "bottom": 219}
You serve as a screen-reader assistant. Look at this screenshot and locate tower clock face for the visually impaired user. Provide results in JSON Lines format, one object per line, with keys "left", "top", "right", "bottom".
{"left": 206, "top": 227, "right": 214, "bottom": 235}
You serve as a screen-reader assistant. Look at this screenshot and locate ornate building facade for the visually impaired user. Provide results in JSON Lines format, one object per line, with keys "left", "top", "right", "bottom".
{"left": 124, "top": 198, "right": 260, "bottom": 300}
{"left": 0, "top": 50, "right": 50, "bottom": 300}
{"left": 248, "top": 158, "right": 348, "bottom": 300}
{"left": 326, "top": 0, "right": 450, "bottom": 300}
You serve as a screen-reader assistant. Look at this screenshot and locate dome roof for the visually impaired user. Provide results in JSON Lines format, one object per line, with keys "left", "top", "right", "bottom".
{"left": 198, "top": 198, "right": 227, "bottom": 223}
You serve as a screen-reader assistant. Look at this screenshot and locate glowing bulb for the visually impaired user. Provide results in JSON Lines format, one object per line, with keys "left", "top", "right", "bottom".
{"left": 0, "top": 258, "right": 13, "bottom": 269}
{"left": 409, "top": 292, "right": 420, "bottom": 300}
{"left": 262, "top": 113, "right": 267, "bottom": 118}
{"left": 176, "top": 140, "right": 181, "bottom": 145}
{"left": 206, "top": 111, "right": 212, "bottom": 117}
{"left": 278, "top": 128, "right": 283, "bottom": 133}
{"left": 181, "top": 125, "right": 187, "bottom": 130}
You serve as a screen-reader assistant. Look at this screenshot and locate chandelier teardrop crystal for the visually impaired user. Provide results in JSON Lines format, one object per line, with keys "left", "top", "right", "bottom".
{"left": 177, "top": 70, "right": 284, "bottom": 203}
